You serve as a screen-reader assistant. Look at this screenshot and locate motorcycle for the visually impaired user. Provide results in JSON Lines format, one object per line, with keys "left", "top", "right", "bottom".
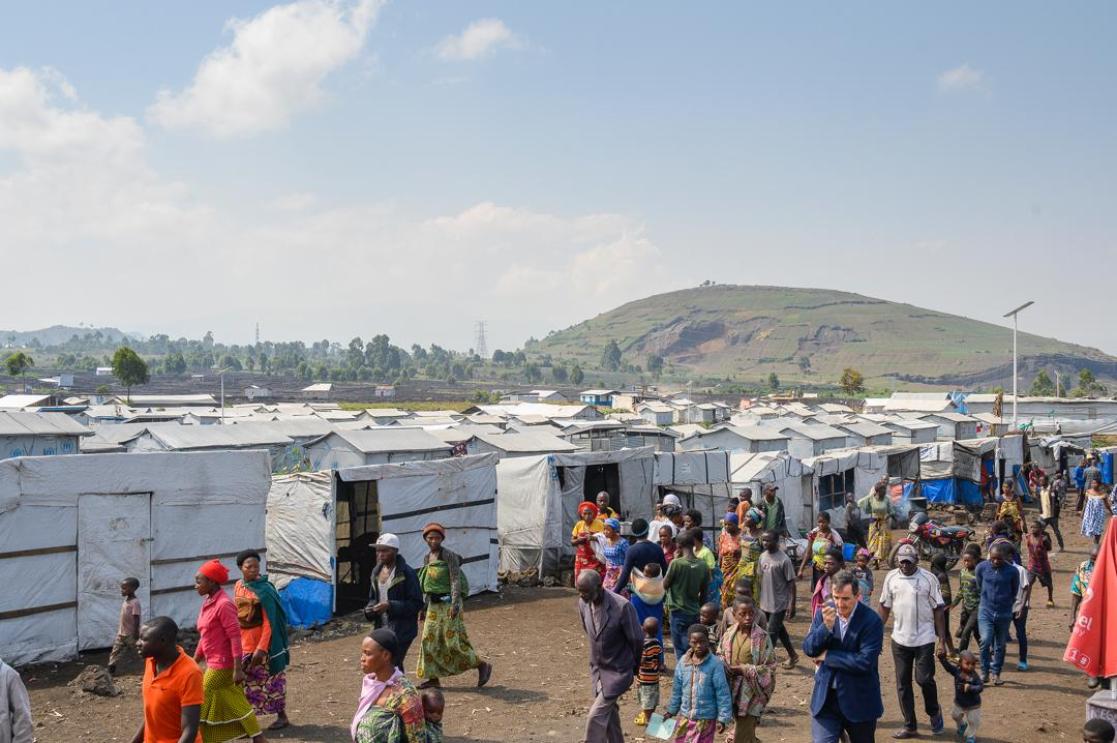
{"left": 888, "top": 511, "right": 972, "bottom": 569}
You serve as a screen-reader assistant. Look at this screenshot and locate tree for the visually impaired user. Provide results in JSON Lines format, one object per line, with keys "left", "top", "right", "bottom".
{"left": 601, "top": 340, "right": 622, "bottom": 372}
{"left": 839, "top": 367, "right": 865, "bottom": 395}
{"left": 524, "top": 363, "right": 542, "bottom": 384}
{"left": 111, "top": 346, "right": 149, "bottom": 403}
{"left": 1030, "top": 369, "right": 1055, "bottom": 397}
{"left": 1075, "top": 368, "right": 1107, "bottom": 397}
{"left": 647, "top": 354, "right": 664, "bottom": 379}
{"left": 165, "top": 351, "right": 187, "bottom": 375}
{"left": 767, "top": 372, "right": 780, "bottom": 391}
{"left": 570, "top": 364, "right": 585, "bottom": 386}
{"left": 551, "top": 364, "right": 568, "bottom": 383}
{"left": 219, "top": 354, "right": 242, "bottom": 372}
{"left": 4, "top": 351, "right": 33, "bottom": 379}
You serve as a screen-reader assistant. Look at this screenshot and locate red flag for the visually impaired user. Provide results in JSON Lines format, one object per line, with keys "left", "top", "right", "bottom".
{"left": 1065, "top": 518, "right": 1117, "bottom": 677}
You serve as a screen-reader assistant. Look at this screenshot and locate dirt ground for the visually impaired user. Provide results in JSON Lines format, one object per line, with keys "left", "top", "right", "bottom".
{"left": 24, "top": 511, "right": 1101, "bottom": 743}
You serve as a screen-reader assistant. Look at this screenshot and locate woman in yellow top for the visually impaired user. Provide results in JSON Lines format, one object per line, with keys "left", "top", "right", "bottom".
{"left": 996, "top": 482, "right": 1026, "bottom": 544}
{"left": 571, "top": 501, "right": 605, "bottom": 581}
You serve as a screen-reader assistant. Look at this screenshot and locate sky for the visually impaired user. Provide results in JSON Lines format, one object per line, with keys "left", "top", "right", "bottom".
{"left": 1, "top": 2, "right": 1114, "bottom": 354}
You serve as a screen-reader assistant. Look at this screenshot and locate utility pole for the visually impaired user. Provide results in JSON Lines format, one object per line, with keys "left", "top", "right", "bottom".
{"left": 1002, "top": 301, "right": 1034, "bottom": 430}
{"left": 255, "top": 322, "right": 260, "bottom": 347}
{"left": 1055, "top": 370, "right": 1061, "bottom": 398}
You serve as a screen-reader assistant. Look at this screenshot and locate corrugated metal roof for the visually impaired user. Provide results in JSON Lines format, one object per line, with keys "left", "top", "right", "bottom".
{"left": 144, "top": 422, "right": 292, "bottom": 450}
{"left": 475, "top": 431, "right": 579, "bottom": 453}
{"left": 0, "top": 410, "right": 92, "bottom": 436}
{"left": 115, "top": 394, "right": 218, "bottom": 407}
{"left": 333, "top": 429, "right": 452, "bottom": 454}
{"left": 0, "top": 394, "right": 53, "bottom": 409}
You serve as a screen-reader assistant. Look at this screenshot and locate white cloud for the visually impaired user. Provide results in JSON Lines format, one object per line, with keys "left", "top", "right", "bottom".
{"left": 937, "top": 64, "right": 984, "bottom": 92}
{"left": 436, "top": 18, "right": 521, "bottom": 61}
{"left": 148, "top": 0, "right": 382, "bottom": 138}
{"left": 0, "top": 65, "right": 685, "bottom": 348}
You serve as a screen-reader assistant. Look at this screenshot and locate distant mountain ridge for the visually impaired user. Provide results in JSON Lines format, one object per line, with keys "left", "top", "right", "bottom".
{"left": 531, "top": 285, "right": 1117, "bottom": 388}
{"left": 0, "top": 325, "right": 135, "bottom": 347}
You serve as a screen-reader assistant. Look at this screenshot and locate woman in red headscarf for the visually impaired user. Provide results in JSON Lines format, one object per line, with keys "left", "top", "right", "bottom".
{"left": 194, "top": 559, "right": 267, "bottom": 743}
{"left": 571, "top": 501, "right": 606, "bottom": 582}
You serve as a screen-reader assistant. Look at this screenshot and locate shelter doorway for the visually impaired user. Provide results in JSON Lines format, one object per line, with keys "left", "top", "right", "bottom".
{"left": 583, "top": 463, "right": 620, "bottom": 515}
{"left": 77, "top": 493, "right": 152, "bottom": 651}
{"left": 334, "top": 478, "right": 380, "bottom": 612}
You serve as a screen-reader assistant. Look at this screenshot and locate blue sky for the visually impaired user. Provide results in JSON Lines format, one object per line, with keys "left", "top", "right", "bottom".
{"left": 1, "top": 2, "right": 1114, "bottom": 354}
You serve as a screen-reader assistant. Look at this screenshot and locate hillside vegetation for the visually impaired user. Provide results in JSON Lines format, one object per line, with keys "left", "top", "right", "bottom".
{"left": 530, "top": 285, "right": 1117, "bottom": 388}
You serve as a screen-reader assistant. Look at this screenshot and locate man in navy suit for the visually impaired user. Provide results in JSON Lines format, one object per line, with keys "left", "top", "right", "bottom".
{"left": 803, "top": 569, "right": 885, "bottom": 743}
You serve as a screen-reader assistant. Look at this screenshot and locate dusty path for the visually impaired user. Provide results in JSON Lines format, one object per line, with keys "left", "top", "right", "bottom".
{"left": 25, "top": 512, "right": 1099, "bottom": 742}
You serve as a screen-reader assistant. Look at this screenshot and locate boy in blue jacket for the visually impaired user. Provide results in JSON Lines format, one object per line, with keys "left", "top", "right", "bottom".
{"left": 664, "top": 624, "right": 732, "bottom": 738}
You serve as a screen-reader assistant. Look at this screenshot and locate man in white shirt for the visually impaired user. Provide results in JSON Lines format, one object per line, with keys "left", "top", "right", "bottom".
{"left": 879, "top": 544, "right": 953, "bottom": 739}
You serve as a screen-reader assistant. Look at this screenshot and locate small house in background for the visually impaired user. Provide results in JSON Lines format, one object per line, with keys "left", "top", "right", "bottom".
{"left": 302, "top": 382, "right": 333, "bottom": 401}
{"left": 677, "top": 424, "right": 789, "bottom": 454}
{"left": 775, "top": 422, "right": 849, "bottom": 460}
{"left": 0, "top": 411, "right": 91, "bottom": 459}
{"left": 830, "top": 420, "right": 894, "bottom": 448}
{"left": 973, "top": 413, "right": 1009, "bottom": 437}
{"left": 373, "top": 385, "right": 396, "bottom": 399}
{"left": 95, "top": 367, "right": 113, "bottom": 376}
{"left": 902, "top": 412, "right": 980, "bottom": 442}
{"left": 244, "top": 384, "right": 272, "bottom": 401}
{"left": 472, "top": 431, "right": 579, "bottom": 459}
{"left": 881, "top": 418, "right": 939, "bottom": 446}
{"left": 580, "top": 389, "right": 618, "bottom": 407}
{"left": 305, "top": 428, "right": 452, "bottom": 469}
{"left": 636, "top": 401, "right": 675, "bottom": 426}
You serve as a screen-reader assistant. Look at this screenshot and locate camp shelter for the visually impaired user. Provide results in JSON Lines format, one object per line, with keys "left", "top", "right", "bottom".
{"left": 1029, "top": 435, "right": 1090, "bottom": 474}
{"left": 917, "top": 438, "right": 998, "bottom": 507}
{"left": 677, "top": 424, "right": 789, "bottom": 454}
{"left": 496, "top": 447, "right": 656, "bottom": 578}
{"left": 802, "top": 445, "right": 921, "bottom": 529}
{"left": 304, "top": 429, "right": 453, "bottom": 470}
{"left": 0, "top": 450, "right": 270, "bottom": 666}
{"left": 773, "top": 422, "right": 849, "bottom": 459}
{"left": 0, "top": 410, "right": 91, "bottom": 460}
{"left": 472, "top": 431, "right": 579, "bottom": 459}
{"left": 265, "top": 454, "right": 499, "bottom": 626}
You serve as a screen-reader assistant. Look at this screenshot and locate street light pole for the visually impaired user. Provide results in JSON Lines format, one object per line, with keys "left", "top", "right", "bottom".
{"left": 1002, "top": 300, "right": 1035, "bottom": 431}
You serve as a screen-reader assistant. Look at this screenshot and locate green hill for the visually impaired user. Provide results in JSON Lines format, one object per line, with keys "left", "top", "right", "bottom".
{"left": 530, "top": 285, "right": 1117, "bottom": 389}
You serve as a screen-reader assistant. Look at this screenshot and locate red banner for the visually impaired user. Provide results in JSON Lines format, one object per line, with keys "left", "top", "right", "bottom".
{"left": 1065, "top": 519, "right": 1117, "bottom": 678}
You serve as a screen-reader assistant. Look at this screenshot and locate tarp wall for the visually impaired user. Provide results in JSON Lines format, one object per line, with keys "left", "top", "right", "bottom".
{"left": 0, "top": 450, "right": 270, "bottom": 666}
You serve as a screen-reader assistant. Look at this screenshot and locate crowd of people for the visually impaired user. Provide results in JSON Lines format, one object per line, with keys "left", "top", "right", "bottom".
{"left": 575, "top": 466, "right": 1117, "bottom": 743}
{"left": 3, "top": 461, "right": 1117, "bottom": 743}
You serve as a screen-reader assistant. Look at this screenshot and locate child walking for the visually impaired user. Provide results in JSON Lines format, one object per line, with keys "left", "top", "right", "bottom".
{"left": 954, "top": 548, "right": 981, "bottom": 652}
{"left": 1025, "top": 521, "right": 1055, "bottom": 608}
{"left": 937, "top": 648, "right": 983, "bottom": 743}
{"left": 108, "top": 577, "right": 142, "bottom": 674}
{"left": 930, "top": 553, "right": 953, "bottom": 636}
{"left": 634, "top": 617, "right": 664, "bottom": 727}
{"left": 717, "top": 596, "right": 775, "bottom": 743}
{"left": 851, "top": 548, "right": 874, "bottom": 605}
{"left": 664, "top": 624, "right": 732, "bottom": 742}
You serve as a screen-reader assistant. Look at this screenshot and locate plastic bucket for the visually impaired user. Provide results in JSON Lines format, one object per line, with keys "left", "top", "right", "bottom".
{"left": 843, "top": 543, "right": 856, "bottom": 562}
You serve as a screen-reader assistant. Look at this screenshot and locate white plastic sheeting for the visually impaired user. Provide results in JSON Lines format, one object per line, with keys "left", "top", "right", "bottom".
{"left": 0, "top": 451, "right": 270, "bottom": 666}
{"left": 497, "top": 448, "right": 657, "bottom": 577}
{"left": 335, "top": 453, "right": 500, "bottom": 596}
{"left": 653, "top": 451, "right": 731, "bottom": 486}
{"left": 266, "top": 472, "right": 335, "bottom": 588}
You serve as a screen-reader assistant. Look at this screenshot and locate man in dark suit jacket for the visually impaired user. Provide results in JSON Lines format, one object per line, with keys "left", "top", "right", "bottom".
{"left": 577, "top": 569, "right": 643, "bottom": 743}
{"left": 803, "top": 569, "right": 884, "bottom": 743}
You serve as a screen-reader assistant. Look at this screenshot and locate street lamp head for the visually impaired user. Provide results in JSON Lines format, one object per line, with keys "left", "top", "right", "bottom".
{"left": 1002, "top": 300, "right": 1035, "bottom": 318}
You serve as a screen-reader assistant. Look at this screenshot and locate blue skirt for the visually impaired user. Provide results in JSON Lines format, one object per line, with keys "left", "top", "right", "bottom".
{"left": 630, "top": 594, "right": 664, "bottom": 645}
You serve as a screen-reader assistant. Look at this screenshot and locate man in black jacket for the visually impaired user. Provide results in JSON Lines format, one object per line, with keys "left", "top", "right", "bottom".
{"left": 364, "top": 533, "right": 423, "bottom": 671}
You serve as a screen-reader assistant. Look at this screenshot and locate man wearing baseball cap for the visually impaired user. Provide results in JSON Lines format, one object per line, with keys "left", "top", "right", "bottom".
{"left": 879, "top": 544, "right": 953, "bottom": 739}
{"left": 364, "top": 533, "right": 423, "bottom": 672}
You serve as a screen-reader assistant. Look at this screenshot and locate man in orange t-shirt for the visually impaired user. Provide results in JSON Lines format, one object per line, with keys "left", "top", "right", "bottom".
{"left": 131, "top": 616, "right": 203, "bottom": 743}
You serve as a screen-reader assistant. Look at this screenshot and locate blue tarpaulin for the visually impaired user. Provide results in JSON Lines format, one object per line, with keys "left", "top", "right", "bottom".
{"left": 1104, "top": 452, "right": 1115, "bottom": 486}
{"left": 279, "top": 577, "right": 333, "bottom": 629}
{"left": 920, "top": 478, "right": 983, "bottom": 507}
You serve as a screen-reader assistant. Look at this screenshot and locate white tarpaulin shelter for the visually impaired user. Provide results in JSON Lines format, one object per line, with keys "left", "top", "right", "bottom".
{"left": 497, "top": 447, "right": 656, "bottom": 577}
{"left": 0, "top": 450, "right": 270, "bottom": 666}
{"left": 266, "top": 454, "right": 499, "bottom": 626}
{"left": 802, "top": 445, "right": 921, "bottom": 529}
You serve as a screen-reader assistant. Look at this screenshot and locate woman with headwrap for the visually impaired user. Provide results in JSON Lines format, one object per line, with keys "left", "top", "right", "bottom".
{"left": 601, "top": 518, "right": 629, "bottom": 594}
{"left": 718, "top": 513, "right": 743, "bottom": 609}
{"left": 352, "top": 628, "right": 426, "bottom": 743}
{"left": 193, "top": 559, "right": 266, "bottom": 743}
{"left": 860, "top": 481, "right": 893, "bottom": 569}
{"left": 728, "top": 508, "right": 765, "bottom": 607}
{"left": 234, "top": 550, "right": 291, "bottom": 730}
{"left": 415, "top": 523, "right": 493, "bottom": 690}
{"left": 571, "top": 501, "right": 606, "bottom": 581}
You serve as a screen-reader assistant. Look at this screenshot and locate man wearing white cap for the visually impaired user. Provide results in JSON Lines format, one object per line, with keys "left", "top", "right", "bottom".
{"left": 879, "top": 544, "right": 952, "bottom": 739}
{"left": 648, "top": 494, "right": 683, "bottom": 544}
{"left": 363, "top": 533, "right": 423, "bottom": 672}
